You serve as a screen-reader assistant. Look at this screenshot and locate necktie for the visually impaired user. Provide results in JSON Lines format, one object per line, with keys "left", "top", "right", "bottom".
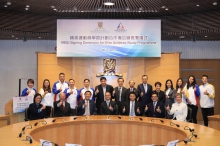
{"left": 119, "top": 87, "right": 122, "bottom": 101}
{"left": 130, "top": 88, "right": 133, "bottom": 92}
{"left": 85, "top": 101, "right": 89, "bottom": 116}
{"left": 144, "top": 84, "right": 147, "bottom": 93}
{"left": 130, "top": 101, "right": 135, "bottom": 116}
{"left": 153, "top": 102, "right": 156, "bottom": 112}
{"left": 107, "top": 101, "right": 109, "bottom": 107}
{"left": 62, "top": 102, "right": 65, "bottom": 110}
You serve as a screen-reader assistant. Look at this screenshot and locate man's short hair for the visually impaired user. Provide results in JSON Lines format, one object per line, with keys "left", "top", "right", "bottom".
{"left": 100, "top": 77, "right": 107, "bottom": 81}
{"left": 59, "top": 72, "right": 65, "bottom": 76}
{"left": 142, "top": 75, "right": 148, "bottom": 78}
{"left": 69, "top": 79, "right": 75, "bottom": 82}
{"left": 27, "top": 79, "right": 34, "bottom": 84}
{"left": 202, "top": 75, "right": 208, "bottom": 78}
{"left": 117, "top": 77, "right": 124, "bottom": 82}
{"left": 85, "top": 90, "right": 92, "bottom": 95}
{"left": 84, "top": 79, "right": 90, "bottom": 82}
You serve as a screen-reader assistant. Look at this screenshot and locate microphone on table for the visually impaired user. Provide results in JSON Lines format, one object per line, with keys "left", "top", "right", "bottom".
{"left": 52, "top": 118, "right": 66, "bottom": 123}
{"left": 34, "top": 120, "right": 47, "bottom": 126}
{"left": 184, "top": 126, "right": 194, "bottom": 132}
{"left": 139, "top": 118, "right": 143, "bottom": 121}
{"left": 42, "top": 141, "right": 58, "bottom": 146}
{"left": 22, "top": 135, "right": 33, "bottom": 144}
{"left": 118, "top": 116, "right": 121, "bottom": 119}
{"left": 170, "top": 122, "right": 180, "bottom": 127}
{"left": 73, "top": 117, "right": 77, "bottom": 120}
{"left": 150, "top": 119, "right": 164, "bottom": 123}
{"left": 184, "top": 126, "right": 198, "bottom": 141}
{"left": 19, "top": 124, "right": 32, "bottom": 137}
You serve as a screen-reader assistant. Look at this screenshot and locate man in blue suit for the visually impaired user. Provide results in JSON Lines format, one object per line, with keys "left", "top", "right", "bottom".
{"left": 145, "top": 93, "right": 165, "bottom": 118}
{"left": 137, "top": 75, "right": 152, "bottom": 115}
{"left": 77, "top": 91, "right": 96, "bottom": 116}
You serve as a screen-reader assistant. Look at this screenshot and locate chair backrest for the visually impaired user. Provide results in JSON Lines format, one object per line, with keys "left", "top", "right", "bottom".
{"left": 50, "top": 107, "right": 54, "bottom": 117}
{"left": 75, "top": 105, "right": 78, "bottom": 116}
{"left": 115, "top": 104, "right": 118, "bottom": 115}
{"left": 24, "top": 107, "right": 29, "bottom": 121}
{"left": 186, "top": 107, "right": 192, "bottom": 122}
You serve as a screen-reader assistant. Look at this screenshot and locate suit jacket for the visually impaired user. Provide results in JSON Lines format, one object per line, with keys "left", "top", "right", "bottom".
{"left": 28, "top": 103, "right": 46, "bottom": 120}
{"left": 77, "top": 99, "right": 96, "bottom": 116}
{"left": 164, "top": 88, "right": 176, "bottom": 107}
{"left": 100, "top": 101, "right": 117, "bottom": 115}
{"left": 145, "top": 101, "right": 165, "bottom": 118}
{"left": 53, "top": 101, "right": 71, "bottom": 117}
{"left": 137, "top": 83, "right": 153, "bottom": 107}
{"left": 95, "top": 84, "right": 113, "bottom": 113}
{"left": 125, "top": 87, "right": 138, "bottom": 101}
{"left": 112, "top": 86, "right": 127, "bottom": 103}
{"left": 122, "top": 101, "right": 141, "bottom": 116}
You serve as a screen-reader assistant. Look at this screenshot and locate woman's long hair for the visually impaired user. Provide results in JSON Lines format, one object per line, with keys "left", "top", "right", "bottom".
{"left": 187, "top": 75, "right": 197, "bottom": 89}
{"left": 42, "top": 79, "right": 51, "bottom": 93}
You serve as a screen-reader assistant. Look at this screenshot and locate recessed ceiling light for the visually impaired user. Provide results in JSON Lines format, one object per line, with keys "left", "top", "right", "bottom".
{"left": 53, "top": 8, "right": 57, "bottom": 11}
{"left": 26, "top": 5, "right": 29, "bottom": 7}
{"left": 39, "top": 37, "right": 41, "bottom": 39}
{"left": 125, "top": 6, "right": 129, "bottom": 11}
{"left": 213, "top": 2, "right": 217, "bottom": 5}
{"left": 51, "top": 6, "right": 55, "bottom": 8}
{"left": 138, "top": 10, "right": 141, "bottom": 12}
{"left": 103, "top": 0, "right": 114, "bottom": 6}
{"left": 196, "top": 4, "right": 200, "bottom": 7}
{"left": 205, "top": 36, "right": 208, "bottom": 37}
{"left": 4, "top": 4, "right": 7, "bottom": 7}
{"left": 25, "top": 7, "right": 29, "bottom": 10}
{"left": 139, "top": 7, "right": 143, "bottom": 11}
{"left": 165, "top": 8, "right": 169, "bottom": 10}
{"left": 179, "top": 36, "right": 185, "bottom": 39}
{"left": 161, "top": 6, "right": 166, "bottom": 9}
{"left": 7, "top": 2, "right": 11, "bottom": 5}
{"left": 81, "top": 11, "right": 84, "bottom": 12}
{"left": 73, "top": 6, "right": 77, "bottom": 11}
{"left": 16, "top": 38, "right": 18, "bottom": 39}
{"left": 12, "top": 35, "right": 14, "bottom": 37}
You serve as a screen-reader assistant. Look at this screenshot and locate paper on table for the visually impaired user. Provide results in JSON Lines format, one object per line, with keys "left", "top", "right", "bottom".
{"left": 40, "top": 139, "right": 53, "bottom": 146}
{"left": 167, "top": 139, "right": 179, "bottom": 146}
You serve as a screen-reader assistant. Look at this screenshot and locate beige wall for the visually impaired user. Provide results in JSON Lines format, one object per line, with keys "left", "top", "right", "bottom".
{"left": 37, "top": 53, "right": 180, "bottom": 91}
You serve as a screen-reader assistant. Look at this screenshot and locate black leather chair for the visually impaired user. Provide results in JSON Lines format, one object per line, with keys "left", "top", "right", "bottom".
{"left": 24, "top": 107, "right": 29, "bottom": 121}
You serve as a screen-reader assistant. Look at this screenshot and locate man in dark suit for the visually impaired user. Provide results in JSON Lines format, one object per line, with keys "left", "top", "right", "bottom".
{"left": 122, "top": 92, "right": 141, "bottom": 116}
{"left": 77, "top": 91, "right": 96, "bottom": 116}
{"left": 53, "top": 92, "right": 71, "bottom": 117}
{"left": 137, "top": 75, "right": 152, "bottom": 115}
{"left": 112, "top": 78, "right": 127, "bottom": 114}
{"left": 145, "top": 93, "right": 165, "bottom": 118}
{"left": 125, "top": 80, "right": 138, "bottom": 101}
{"left": 95, "top": 77, "right": 113, "bottom": 114}
{"left": 100, "top": 92, "right": 117, "bottom": 115}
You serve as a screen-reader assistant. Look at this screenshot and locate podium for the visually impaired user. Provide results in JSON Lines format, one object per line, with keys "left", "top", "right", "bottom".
{"left": 4, "top": 99, "right": 25, "bottom": 124}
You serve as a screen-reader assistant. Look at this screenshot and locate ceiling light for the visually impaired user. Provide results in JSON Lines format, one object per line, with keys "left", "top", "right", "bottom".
{"left": 51, "top": 6, "right": 55, "bottom": 8}
{"left": 165, "top": 8, "right": 169, "bottom": 10}
{"left": 16, "top": 38, "right": 18, "bottom": 39}
{"left": 12, "top": 35, "right": 14, "bottom": 37}
{"left": 213, "top": 2, "right": 217, "bottom": 5}
{"left": 161, "top": 6, "right": 166, "bottom": 9}
{"left": 25, "top": 7, "right": 29, "bottom": 10}
{"left": 39, "top": 37, "right": 41, "bottom": 39}
{"left": 139, "top": 7, "right": 143, "bottom": 11}
{"left": 81, "top": 11, "right": 84, "bottom": 12}
{"left": 196, "top": 4, "right": 200, "bottom": 6}
{"left": 179, "top": 36, "right": 185, "bottom": 39}
{"left": 97, "top": 7, "right": 102, "bottom": 11}
{"left": 4, "top": 5, "right": 7, "bottom": 7}
{"left": 205, "top": 36, "right": 208, "bottom": 37}
{"left": 26, "top": 5, "right": 29, "bottom": 7}
{"left": 125, "top": 6, "right": 129, "bottom": 11}
{"left": 138, "top": 10, "right": 141, "bottom": 12}
{"left": 7, "top": 2, "right": 11, "bottom": 5}
{"left": 53, "top": 8, "right": 57, "bottom": 11}
{"left": 73, "top": 6, "right": 77, "bottom": 11}
{"left": 103, "top": 0, "right": 114, "bottom": 6}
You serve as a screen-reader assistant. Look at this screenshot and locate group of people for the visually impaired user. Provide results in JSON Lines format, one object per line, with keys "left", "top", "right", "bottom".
{"left": 22, "top": 73, "right": 215, "bottom": 127}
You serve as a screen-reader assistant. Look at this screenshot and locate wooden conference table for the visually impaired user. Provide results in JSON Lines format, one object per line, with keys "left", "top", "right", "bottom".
{"left": 0, "top": 116, "right": 220, "bottom": 146}
{"left": 208, "top": 115, "right": 220, "bottom": 131}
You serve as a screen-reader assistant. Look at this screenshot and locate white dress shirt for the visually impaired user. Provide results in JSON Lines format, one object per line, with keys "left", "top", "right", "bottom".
{"left": 143, "top": 84, "right": 148, "bottom": 93}
{"left": 165, "top": 88, "right": 171, "bottom": 96}
{"left": 129, "top": 101, "right": 136, "bottom": 116}
{"left": 168, "top": 102, "right": 187, "bottom": 122}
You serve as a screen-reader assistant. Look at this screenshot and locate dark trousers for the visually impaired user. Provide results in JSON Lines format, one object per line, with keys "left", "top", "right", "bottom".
{"left": 187, "top": 104, "right": 198, "bottom": 124}
{"left": 70, "top": 108, "right": 76, "bottom": 116}
{"left": 45, "top": 106, "right": 52, "bottom": 117}
{"left": 201, "top": 107, "right": 214, "bottom": 126}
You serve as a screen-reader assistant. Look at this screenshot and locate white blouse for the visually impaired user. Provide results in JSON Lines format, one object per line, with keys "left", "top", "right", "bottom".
{"left": 168, "top": 102, "right": 188, "bottom": 122}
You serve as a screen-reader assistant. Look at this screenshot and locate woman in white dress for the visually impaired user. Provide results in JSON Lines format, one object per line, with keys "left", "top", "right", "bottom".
{"left": 166, "top": 93, "right": 188, "bottom": 122}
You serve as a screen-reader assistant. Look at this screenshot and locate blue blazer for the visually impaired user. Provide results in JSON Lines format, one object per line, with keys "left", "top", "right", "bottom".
{"left": 137, "top": 83, "right": 153, "bottom": 107}
{"left": 77, "top": 100, "right": 96, "bottom": 116}
{"left": 145, "top": 101, "right": 165, "bottom": 118}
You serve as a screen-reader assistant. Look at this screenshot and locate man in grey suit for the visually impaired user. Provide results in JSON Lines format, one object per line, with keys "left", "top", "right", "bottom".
{"left": 112, "top": 78, "right": 127, "bottom": 114}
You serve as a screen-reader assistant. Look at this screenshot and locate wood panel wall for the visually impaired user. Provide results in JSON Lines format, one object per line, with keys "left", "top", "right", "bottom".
{"left": 180, "top": 59, "right": 220, "bottom": 120}
{"left": 37, "top": 53, "right": 180, "bottom": 91}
